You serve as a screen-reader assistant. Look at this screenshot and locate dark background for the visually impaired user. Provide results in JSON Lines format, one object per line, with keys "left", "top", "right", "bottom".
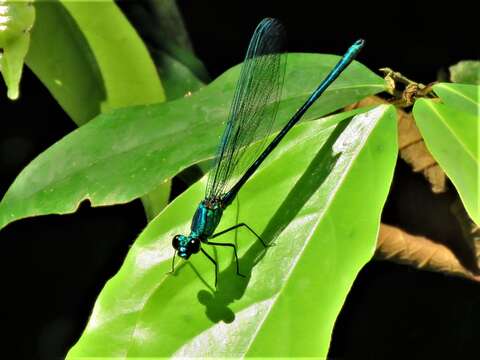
{"left": 0, "top": 1, "right": 478, "bottom": 359}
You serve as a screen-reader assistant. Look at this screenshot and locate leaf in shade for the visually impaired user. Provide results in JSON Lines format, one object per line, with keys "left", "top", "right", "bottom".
{"left": 118, "top": 0, "right": 210, "bottom": 92}
{"left": 67, "top": 105, "right": 398, "bottom": 358}
{"left": 152, "top": 49, "right": 204, "bottom": 100}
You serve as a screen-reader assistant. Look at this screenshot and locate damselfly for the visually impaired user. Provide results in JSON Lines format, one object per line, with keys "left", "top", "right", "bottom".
{"left": 170, "top": 18, "right": 364, "bottom": 286}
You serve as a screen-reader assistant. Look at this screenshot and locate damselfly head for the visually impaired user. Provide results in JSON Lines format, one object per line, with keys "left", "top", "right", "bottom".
{"left": 172, "top": 234, "right": 200, "bottom": 259}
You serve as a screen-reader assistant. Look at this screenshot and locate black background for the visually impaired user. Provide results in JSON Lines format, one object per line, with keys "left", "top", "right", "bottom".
{"left": 0, "top": 1, "right": 478, "bottom": 359}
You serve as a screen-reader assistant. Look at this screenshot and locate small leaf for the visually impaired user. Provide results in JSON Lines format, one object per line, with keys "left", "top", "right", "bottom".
{"left": 413, "top": 99, "right": 479, "bottom": 225}
{"left": 0, "top": 54, "right": 384, "bottom": 230}
{"left": 67, "top": 105, "right": 398, "bottom": 358}
{"left": 0, "top": 0, "right": 35, "bottom": 100}
{"left": 449, "top": 60, "right": 480, "bottom": 85}
{"left": 433, "top": 83, "right": 479, "bottom": 116}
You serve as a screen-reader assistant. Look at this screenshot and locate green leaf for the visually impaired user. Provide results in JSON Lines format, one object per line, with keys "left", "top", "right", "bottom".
{"left": 449, "top": 60, "right": 480, "bottom": 85}
{"left": 25, "top": 1, "right": 164, "bottom": 126}
{"left": 25, "top": 1, "right": 170, "bottom": 216}
{"left": 413, "top": 99, "right": 479, "bottom": 224}
{"left": 66, "top": 105, "right": 398, "bottom": 358}
{"left": 60, "top": 1, "right": 165, "bottom": 113}
{"left": 152, "top": 49, "right": 204, "bottom": 100}
{"left": 0, "top": 0, "right": 35, "bottom": 100}
{"left": 24, "top": 1, "right": 102, "bottom": 124}
{"left": 433, "top": 83, "right": 479, "bottom": 117}
{"left": 0, "top": 54, "right": 384, "bottom": 230}
{"left": 141, "top": 180, "right": 171, "bottom": 222}
{"left": 118, "top": 0, "right": 210, "bottom": 94}
{"left": 115, "top": 0, "right": 209, "bottom": 214}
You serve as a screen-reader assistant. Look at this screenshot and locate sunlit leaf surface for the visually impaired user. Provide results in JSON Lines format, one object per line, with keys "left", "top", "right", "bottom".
{"left": 67, "top": 105, "right": 397, "bottom": 358}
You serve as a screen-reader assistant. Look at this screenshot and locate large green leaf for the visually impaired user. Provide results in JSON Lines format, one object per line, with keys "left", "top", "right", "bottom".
{"left": 0, "top": 54, "right": 384, "bottom": 230}
{"left": 67, "top": 105, "right": 398, "bottom": 358}
{"left": 25, "top": 1, "right": 164, "bottom": 126}
{"left": 413, "top": 85, "right": 479, "bottom": 224}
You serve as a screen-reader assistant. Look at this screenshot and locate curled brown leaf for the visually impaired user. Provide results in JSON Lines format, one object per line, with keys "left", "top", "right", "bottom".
{"left": 376, "top": 223, "right": 480, "bottom": 282}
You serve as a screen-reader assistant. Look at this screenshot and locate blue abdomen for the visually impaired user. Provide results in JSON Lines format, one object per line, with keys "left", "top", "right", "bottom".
{"left": 191, "top": 201, "right": 223, "bottom": 238}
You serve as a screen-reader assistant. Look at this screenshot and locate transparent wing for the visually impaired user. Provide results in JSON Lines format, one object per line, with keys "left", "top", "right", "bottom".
{"left": 206, "top": 18, "right": 287, "bottom": 199}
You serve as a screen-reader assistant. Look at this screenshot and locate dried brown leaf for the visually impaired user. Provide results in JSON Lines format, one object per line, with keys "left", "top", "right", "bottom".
{"left": 376, "top": 223, "right": 480, "bottom": 282}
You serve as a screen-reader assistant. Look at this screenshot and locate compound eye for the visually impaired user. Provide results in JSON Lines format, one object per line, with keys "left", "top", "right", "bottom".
{"left": 172, "top": 235, "right": 181, "bottom": 250}
{"left": 189, "top": 238, "right": 201, "bottom": 253}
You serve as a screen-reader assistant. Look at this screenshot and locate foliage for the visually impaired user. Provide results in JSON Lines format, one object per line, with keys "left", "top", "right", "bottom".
{"left": 0, "top": 1, "right": 477, "bottom": 358}
{"left": 413, "top": 83, "right": 479, "bottom": 224}
{"left": 67, "top": 106, "right": 397, "bottom": 358}
{"left": 0, "top": 52, "right": 384, "bottom": 230}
